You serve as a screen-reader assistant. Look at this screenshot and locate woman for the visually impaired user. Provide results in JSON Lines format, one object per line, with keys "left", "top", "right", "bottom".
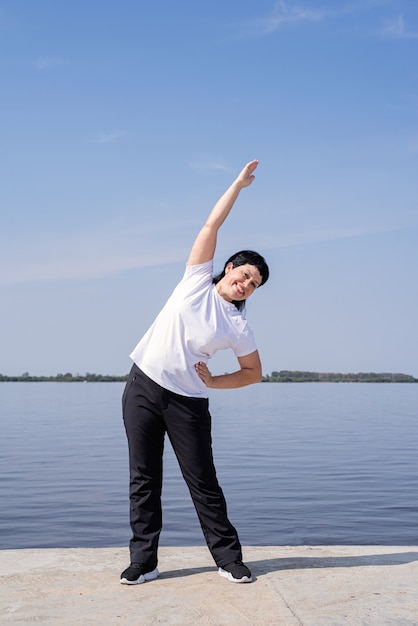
{"left": 121, "top": 159, "right": 269, "bottom": 585}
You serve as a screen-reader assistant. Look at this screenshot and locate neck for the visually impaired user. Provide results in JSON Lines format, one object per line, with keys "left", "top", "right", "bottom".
{"left": 215, "top": 280, "right": 232, "bottom": 303}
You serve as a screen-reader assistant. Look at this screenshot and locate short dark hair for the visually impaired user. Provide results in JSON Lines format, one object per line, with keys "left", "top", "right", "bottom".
{"left": 212, "top": 250, "right": 269, "bottom": 312}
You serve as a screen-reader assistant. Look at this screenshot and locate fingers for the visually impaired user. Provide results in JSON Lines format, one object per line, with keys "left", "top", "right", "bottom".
{"left": 246, "top": 159, "right": 259, "bottom": 173}
{"left": 237, "top": 160, "right": 258, "bottom": 187}
{"left": 194, "top": 361, "right": 212, "bottom": 386}
{"left": 194, "top": 361, "right": 207, "bottom": 376}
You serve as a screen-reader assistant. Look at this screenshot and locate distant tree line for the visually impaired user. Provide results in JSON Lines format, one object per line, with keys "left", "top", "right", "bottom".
{"left": 262, "top": 371, "right": 418, "bottom": 383}
{"left": 1, "top": 370, "right": 417, "bottom": 383}
{"left": 0, "top": 372, "right": 129, "bottom": 382}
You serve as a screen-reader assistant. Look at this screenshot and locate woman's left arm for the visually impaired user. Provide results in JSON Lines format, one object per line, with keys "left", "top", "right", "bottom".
{"left": 187, "top": 160, "right": 258, "bottom": 266}
{"left": 194, "top": 351, "right": 262, "bottom": 389}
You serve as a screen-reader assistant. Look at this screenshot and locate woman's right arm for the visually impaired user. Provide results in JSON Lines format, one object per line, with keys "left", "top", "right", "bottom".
{"left": 187, "top": 160, "right": 258, "bottom": 267}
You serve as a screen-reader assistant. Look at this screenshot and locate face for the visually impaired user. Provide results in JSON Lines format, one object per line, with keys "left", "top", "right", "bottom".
{"left": 217, "top": 263, "right": 262, "bottom": 303}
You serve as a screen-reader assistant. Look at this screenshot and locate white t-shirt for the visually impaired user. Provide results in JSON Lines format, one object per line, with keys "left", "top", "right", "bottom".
{"left": 130, "top": 260, "right": 258, "bottom": 398}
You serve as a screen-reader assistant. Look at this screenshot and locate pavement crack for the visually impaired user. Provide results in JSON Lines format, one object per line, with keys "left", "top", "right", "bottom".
{"left": 266, "top": 575, "right": 305, "bottom": 626}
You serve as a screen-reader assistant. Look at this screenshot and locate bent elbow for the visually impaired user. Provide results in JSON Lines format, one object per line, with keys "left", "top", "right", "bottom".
{"left": 254, "top": 371, "right": 263, "bottom": 384}
{"left": 249, "top": 367, "right": 262, "bottom": 385}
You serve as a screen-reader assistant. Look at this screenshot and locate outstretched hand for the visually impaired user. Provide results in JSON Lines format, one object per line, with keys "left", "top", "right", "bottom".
{"left": 235, "top": 159, "right": 259, "bottom": 189}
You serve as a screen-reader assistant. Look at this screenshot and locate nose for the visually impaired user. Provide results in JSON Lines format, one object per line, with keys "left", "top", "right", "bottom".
{"left": 238, "top": 281, "right": 248, "bottom": 297}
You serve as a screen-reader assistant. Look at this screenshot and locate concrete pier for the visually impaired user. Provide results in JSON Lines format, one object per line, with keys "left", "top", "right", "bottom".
{"left": 1, "top": 546, "right": 418, "bottom": 625}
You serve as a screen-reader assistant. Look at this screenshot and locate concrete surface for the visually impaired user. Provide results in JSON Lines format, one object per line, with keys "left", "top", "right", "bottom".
{"left": 1, "top": 546, "right": 418, "bottom": 625}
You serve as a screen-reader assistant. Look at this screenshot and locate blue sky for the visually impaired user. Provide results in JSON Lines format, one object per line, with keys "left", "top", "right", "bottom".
{"left": 1, "top": 0, "right": 417, "bottom": 378}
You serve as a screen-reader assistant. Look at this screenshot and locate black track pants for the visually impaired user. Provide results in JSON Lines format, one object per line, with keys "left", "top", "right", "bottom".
{"left": 122, "top": 364, "right": 242, "bottom": 569}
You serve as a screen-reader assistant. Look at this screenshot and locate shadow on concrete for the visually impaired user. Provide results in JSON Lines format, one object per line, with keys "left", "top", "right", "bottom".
{"left": 160, "top": 551, "right": 418, "bottom": 580}
{"left": 160, "top": 566, "right": 214, "bottom": 579}
{"left": 249, "top": 551, "right": 418, "bottom": 574}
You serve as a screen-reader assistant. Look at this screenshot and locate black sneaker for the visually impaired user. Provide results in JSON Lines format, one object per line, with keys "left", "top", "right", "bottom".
{"left": 218, "top": 560, "right": 252, "bottom": 583}
{"left": 120, "top": 563, "right": 159, "bottom": 585}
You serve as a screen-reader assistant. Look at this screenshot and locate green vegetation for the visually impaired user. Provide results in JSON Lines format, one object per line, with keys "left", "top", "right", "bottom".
{"left": 1, "top": 371, "right": 417, "bottom": 383}
{"left": 0, "top": 372, "right": 128, "bottom": 382}
{"left": 262, "top": 371, "right": 418, "bottom": 383}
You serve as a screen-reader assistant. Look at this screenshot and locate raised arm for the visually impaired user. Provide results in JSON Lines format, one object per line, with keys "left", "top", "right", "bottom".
{"left": 187, "top": 160, "right": 258, "bottom": 266}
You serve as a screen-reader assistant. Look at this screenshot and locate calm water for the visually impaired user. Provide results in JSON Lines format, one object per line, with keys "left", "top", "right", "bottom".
{"left": 1, "top": 382, "right": 417, "bottom": 549}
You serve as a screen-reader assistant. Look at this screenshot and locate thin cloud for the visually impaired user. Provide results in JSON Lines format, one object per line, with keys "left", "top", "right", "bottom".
{"left": 33, "top": 57, "right": 68, "bottom": 70}
{"left": 259, "top": 1, "right": 332, "bottom": 33}
{"left": 381, "top": 14, "right": 418, "bottom": 39}
{"left": 0, "top": 248, "right": 184, "bottom": 287}
{"left": 97, "top": 131, "right": 124, "bottom": 144}
{"left": 0, "top": 221, "right": 192, "bottom": 287}
{"left": 251, "top": 223, "right": 414, "bottom": 252}
{"left": 233, "top": 0, "right": 350, "bottom": 38}
{"left": 190, "top": 160, "right": 234, "bottom": 174}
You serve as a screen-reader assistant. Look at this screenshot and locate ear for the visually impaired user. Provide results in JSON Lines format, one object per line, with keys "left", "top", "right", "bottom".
{"left": 225, "top": 262, "right": 234, "bottom": 274}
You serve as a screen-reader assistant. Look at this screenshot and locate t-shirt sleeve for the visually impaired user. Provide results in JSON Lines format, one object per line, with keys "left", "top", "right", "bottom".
{"left": 180, "top": 260, "right": 214, "bottom": 288}
{"left": 231, "top": 324, "right": 258, "bottom": 358}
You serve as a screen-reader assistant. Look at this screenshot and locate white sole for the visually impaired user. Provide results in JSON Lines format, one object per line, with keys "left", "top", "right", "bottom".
{"left": 218, "top": 567, "right": 252, "bottom": 583}
{"left": 120, "top": 567, "right": 159, "bottom": 585}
